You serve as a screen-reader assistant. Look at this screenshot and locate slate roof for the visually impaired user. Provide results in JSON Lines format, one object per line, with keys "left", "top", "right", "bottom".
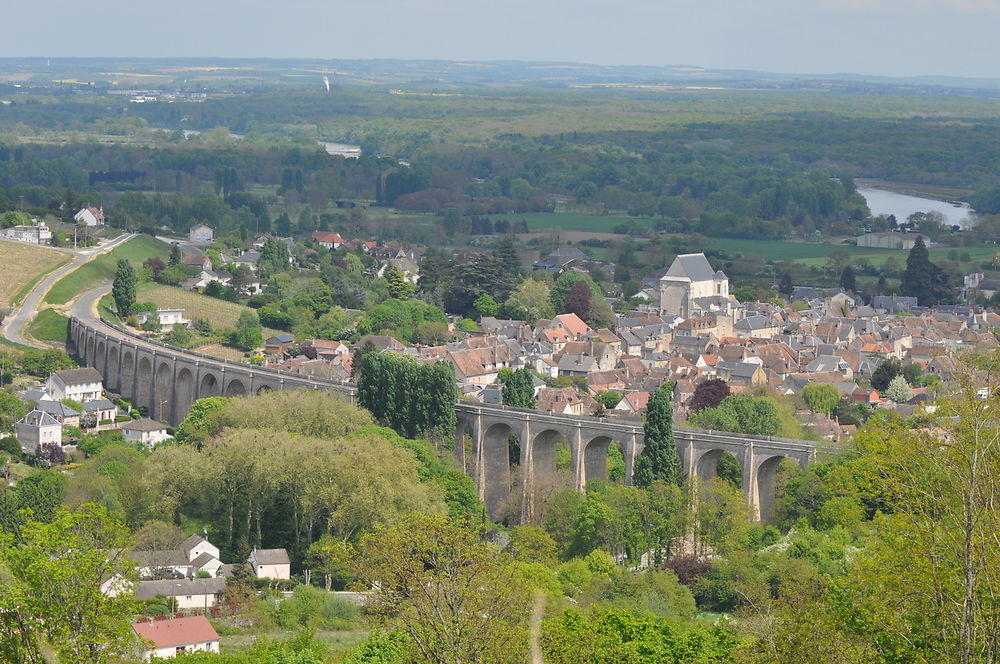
{"left": 251, "top": 548, "right": 291, "bottom": 565}
{"left": 51, "top": 367, "right": 103, "bottom": 385}
{"left": 123, "top": 417, "right": 167, "bottom": 433}
{"left": 134, "top": 577, "right": 226, "bottom": 600}
{"left": 664, "top": 253, "right": 717, "bottom": 282}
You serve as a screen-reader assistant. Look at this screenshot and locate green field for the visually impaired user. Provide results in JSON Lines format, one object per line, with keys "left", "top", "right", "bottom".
{"left": 516, "top": 213, "right": 650, "bottom": 233}
{"left": 793, "top": 245, "right": 994, "bottom": 267}
{"left": 27, "top": 309, "right": 70, "bottom": 343}
{"left": 701, "top": 238, "right": 883, "bottom": 261}
{"left": 45, "top": 235, "right": 168, "bottom": 305}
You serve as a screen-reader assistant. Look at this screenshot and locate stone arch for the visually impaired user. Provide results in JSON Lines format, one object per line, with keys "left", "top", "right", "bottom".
{"left": 525, "top": 429, "right": 575, "bottom": 518}
{"left": 174, "top": 368, "right": 195, "bottom": 421}
{"left": 154, "top": 360, "right": 173, "bottom": 422}
{"left": 694, "top": 448, "right": 744, "bottom": 489}
{"left": 454, "top": 416, "right": 477, "bottom": 474}
{"left": 583, "top": 435, "right": 628, "bottom": 486}
{"left": 482, "top": 422, "right": 517, "bottom": 520}
{"left": 255, "top": 383, "right": 273, "bottom": 395}
{"left": 95, "top": 340, "right": 106, "bottom": 376}
{"left": 105, "top": 344, "right": 121, "bottom": 393}
{"left": 120, "top": 350, "right": 135, "bottom": 398}
{"left": 754, "top": 455, "right": 790, "bottom": 523}
{"left": 136, "top": 356, "right": 153, "bottom": 412}
{"left": 225, "top": 377, "right": 247, "bottom": 397}
{"left": 86, "top": 335, "right": 96, "bottom": 365}
{"left": 199, "top": 372, "right": 221, "bottom": 398}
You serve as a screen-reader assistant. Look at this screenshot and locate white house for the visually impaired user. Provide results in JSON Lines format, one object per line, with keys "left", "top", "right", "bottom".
{"left": 134, "top": 578, "right": 227, "bottom": 610}
{"left": 136, "top": 309, "right": 189, "bottom": 328}
{"left": 1, "top": 221, "right": 51, "bottom": 245}
{"left": 73, "top": 205, "right": 105, "bottom": 226}
{"left": 122, "top": 418, "right": 172, "bottom": 447}
{"left": 188, "top": 224, "right": 214, "bottom": 244}
{"left": 310, "top": 231, "right": 344, "bottom": 250}
{"left": 132, "top": 615, "right": 220, "bottom": 660}
{"left": 14, "top": 410, "right": 61, "bottom": 454}
{"left": 248, "top": 548, "right": 291, "bottom": 579}
{"left": 46, "top": 367, "right": 104, "bottom": 402}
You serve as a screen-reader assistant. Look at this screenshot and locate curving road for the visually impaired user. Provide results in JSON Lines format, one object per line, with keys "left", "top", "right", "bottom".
{"left": 1, "top": 233, "right": 133, "bottom": 348}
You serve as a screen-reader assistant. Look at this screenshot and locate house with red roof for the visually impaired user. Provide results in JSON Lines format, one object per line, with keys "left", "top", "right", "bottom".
{"left": 132, "top": 615, "right": 219, "bottom": 660}
{"left": 310, "top": 231, "right": 344, "bottom": 250}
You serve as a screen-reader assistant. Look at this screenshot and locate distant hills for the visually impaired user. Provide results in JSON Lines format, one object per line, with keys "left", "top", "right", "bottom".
{"left": 1, "top": 57, "right": 998, "bottom": 96}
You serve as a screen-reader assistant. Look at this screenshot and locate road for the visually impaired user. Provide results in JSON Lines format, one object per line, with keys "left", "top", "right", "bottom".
{"left": 1, "top": 233, "right": 133, "bottom": 348}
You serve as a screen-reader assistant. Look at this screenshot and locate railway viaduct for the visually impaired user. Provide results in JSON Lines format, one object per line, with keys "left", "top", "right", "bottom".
{"left": 69, "top": 315, "right": 821, "bottom": 521}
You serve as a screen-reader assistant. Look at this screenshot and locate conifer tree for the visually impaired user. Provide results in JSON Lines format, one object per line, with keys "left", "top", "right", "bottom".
{"left": 634, "top": 381, "right": 680, "bottom": 487}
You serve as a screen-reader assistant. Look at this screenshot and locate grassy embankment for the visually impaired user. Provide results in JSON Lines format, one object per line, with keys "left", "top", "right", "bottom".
{"left": 27, "top": 309, "right": 70, "bottom": 343}
{"left": 44, "top": 235, "right": 168, "bottom": 305}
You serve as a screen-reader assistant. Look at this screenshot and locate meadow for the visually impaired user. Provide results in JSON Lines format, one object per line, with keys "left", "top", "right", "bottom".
{"left": 0, "top": 240, "right": 71, "bottom": 307}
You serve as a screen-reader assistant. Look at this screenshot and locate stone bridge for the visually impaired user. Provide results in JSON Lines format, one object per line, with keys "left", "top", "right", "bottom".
{"left": 69, "top": 315, "right": 822, "bottom": 522}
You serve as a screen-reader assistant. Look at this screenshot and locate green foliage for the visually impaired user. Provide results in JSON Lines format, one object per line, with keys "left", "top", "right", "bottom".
{"left": 870, "top": 357, "right": 902, "bottom": 392}
{"left": 111, "top": 258, "right": 137, "bottom": 316}
{"left": 499, "top": 367, "right": 535, "bottom": 408}
{"left": 343, "top": 631, "right": 410, "bottom": 664}
{"left": 802, "top": 382, "right": 840, "bottom": 415}
{"left": 689, "top": 393, "right": 781, "bottom": 436}
{"left": 541, "top": 607, "right": 737, "bottom": 664}
{"left": 231, "top": 309, "right": 263, "bottom": 350}
{"left": 355, "top": 513, "right": 532, "bottom": 664}
{"left": 174, "top": 396, "right": 230, "bottom": 446}
{"left": 884, "top": 374, "right": 913, "bottom": 403}
{"left": 384, "top": 266, "right": 414, "bottom": 300}
{"left": 471, "top": 292, "right": 499, "bottom": 319}
{"left": 634, "top": 382, "right": 679, "bottom": 487}
{"left": 0, "top": 503, "right": 139, "bottom": 664}
{"left": 356, "top": 352, "right": 457, "bottom": 439}
{"left": 356, "top": 298, "right": 448, "bottom": 344}
{"left": 272, "top": 584, "right": 360, "bottom": 630}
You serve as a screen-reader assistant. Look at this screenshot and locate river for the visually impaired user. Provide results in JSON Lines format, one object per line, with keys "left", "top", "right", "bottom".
{"left": 859, "top": 187, "right": 977, "bottom": 229}
{"left": 155, "top": 128, "right": 361, "bottom": 158}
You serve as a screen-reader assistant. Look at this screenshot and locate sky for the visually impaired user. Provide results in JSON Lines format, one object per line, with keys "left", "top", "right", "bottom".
{"left": 5, "top": 0, "right": 1000, "bottom": 79}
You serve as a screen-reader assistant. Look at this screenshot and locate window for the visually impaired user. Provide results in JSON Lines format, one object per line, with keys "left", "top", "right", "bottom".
{"left": 186, "top": 595, "right": 192, "bottom": 601}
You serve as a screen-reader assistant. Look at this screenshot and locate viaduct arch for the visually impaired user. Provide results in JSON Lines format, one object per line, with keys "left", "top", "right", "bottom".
{"left": 69, "top": 316, "right": 821, "bottom": 523}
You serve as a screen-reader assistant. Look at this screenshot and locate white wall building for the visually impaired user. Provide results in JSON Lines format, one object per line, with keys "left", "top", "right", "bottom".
{"left": 136, "top": 309, "right": 189, "bottom": 328}
{"left": 188, "top": 224, "right": 214, "bottom": 244}
{"left": 122, "top": 418, "right": 172, "bottom": 447}
{"left": 73, "top": 205, "right": 105, "bottom": 226}
{"left": 249, "top": 548, "right": 291, "bottom": 579}
{"left": 46, "top": 367, "right": 104, "bottom": 402}
{"left": 132, "top": 615, "right": 220, "bottom": 660}
{"left": 15, "top": 410, "right": 62, "bottom": 454}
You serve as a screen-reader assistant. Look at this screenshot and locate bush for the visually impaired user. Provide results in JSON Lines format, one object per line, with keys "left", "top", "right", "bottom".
{"left": 272, "top": 584, "right": 360, "bottom": 630}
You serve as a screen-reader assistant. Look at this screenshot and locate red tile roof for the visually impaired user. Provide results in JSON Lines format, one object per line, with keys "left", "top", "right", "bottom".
{"left": 132, "top": 615, "right": 219, "bottom": 649}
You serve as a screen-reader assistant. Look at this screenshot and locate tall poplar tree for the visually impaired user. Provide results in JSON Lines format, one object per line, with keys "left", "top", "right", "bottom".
{"left": 111, "top": 259, "right": 136, "bottom": 316}
{"left": 901, "top": 236, "right": 933, "bottom": 304}
{"left": 634, "top": 381, "right": 680, "bottom": 487}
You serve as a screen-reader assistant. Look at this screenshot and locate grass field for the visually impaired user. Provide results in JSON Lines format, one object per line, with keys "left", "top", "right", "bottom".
{"left": 138, "top": 283, "right": 282, "bottom": 337}
{"left": 793, "top": 245, "right": 995, "bottom": 268}
{"left": 0, "top": 240, "right": 71, "bottom": 307}
{"left": 45, "top": 235, "right": 168, "bottom": 305}
{"left": 27, "top": 309, "right": 69, "bottom": 343}
{"left": 516, "top": 212, "right": 650, "bottom": 233}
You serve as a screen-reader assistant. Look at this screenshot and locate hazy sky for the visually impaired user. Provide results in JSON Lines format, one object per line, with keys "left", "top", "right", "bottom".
{"left": 6, "top": 0, "right": 1000, "bottom": 78}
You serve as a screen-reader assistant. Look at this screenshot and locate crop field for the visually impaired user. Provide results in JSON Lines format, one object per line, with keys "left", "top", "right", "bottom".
{"left": 702, "top": 238, "right": 894, "bottom": 261}
{"left": 45, "top": 235, "right": 168, "bottom": 305}
{"left": 138, "top": 284, "right": 282, "bottom": 337}
{"left": 0, "top": 240, "right": 71, "bottom": 307}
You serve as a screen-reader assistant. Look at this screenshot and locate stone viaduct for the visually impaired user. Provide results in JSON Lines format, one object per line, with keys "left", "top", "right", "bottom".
{"left": 69, "top": 315, "right": 821, "bottom": 522}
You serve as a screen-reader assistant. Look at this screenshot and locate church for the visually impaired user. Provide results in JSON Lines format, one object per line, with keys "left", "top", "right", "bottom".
{"left": 658, "top": 253, "right": 732, "bottom": 318}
